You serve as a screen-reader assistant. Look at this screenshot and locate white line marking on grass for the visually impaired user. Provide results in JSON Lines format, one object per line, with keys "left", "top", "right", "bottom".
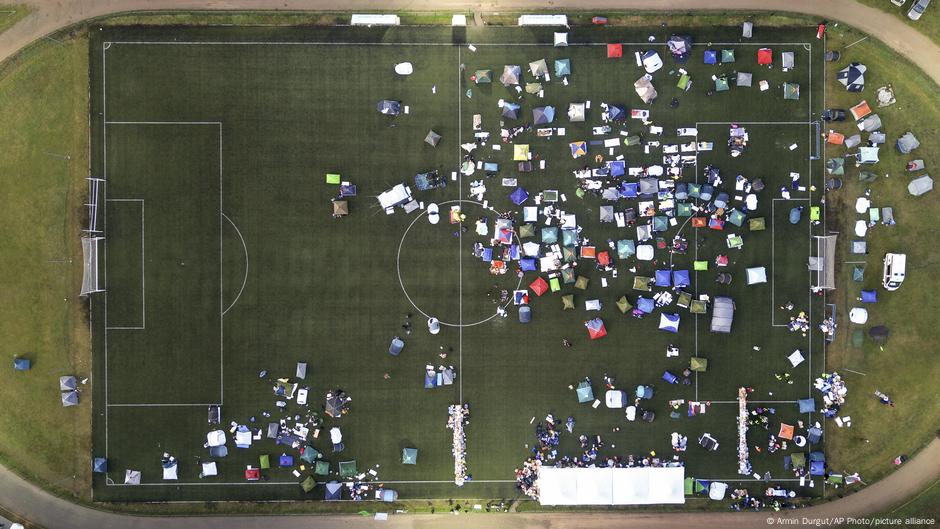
{"left": 106, "top": 121, "right": 222, "bottom": 125}
{"left": 108, "top": 478, "right": 515, "bottom": 487}
{"left": 705, "top": 400, "right": 798, "bottom": 404}
{"left": 107, "top": 403, "right": 218, "bottom": 407}
{"left": 457, "top": 46, "right": 463, "bottom": 406}
{"left": 221, "top": 213, "right": 248, "bottom": 317}
{"left": 108, "top": 41, "right": 813, "bottom": 47}
{"left": 102, "top": 41, "right": 109, "bottom": 463}
{"left": 219, "top": 123, "right": 224, "bottom": 406}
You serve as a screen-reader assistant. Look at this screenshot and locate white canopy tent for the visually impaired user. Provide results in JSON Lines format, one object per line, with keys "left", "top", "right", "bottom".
{"left": 538, "top": 467, "right": 685, "bottom": 505}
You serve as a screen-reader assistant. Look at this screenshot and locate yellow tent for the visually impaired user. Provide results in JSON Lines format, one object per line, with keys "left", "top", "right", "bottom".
{"left": 569, "top": 141, "right": 587, "bottom": 158}
{"left": 513, "top": 144, "right": 530, "bottom": 161}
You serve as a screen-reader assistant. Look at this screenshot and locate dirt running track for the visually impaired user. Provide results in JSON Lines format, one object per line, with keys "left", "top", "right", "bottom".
{"left": 1, "top": 0, "right": 939, "bottom": 528}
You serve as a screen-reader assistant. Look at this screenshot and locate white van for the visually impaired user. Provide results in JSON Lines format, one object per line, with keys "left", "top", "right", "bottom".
{"left": 882, "top": 253, "right": 907, "bottom": 291}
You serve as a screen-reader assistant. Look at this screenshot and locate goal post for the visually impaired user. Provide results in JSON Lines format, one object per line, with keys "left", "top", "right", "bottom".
{"left": 81, "top": 236, "right": 105, "bottom": 296}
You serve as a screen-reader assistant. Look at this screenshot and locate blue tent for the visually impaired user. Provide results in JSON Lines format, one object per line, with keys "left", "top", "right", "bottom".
{"left": 607, "top": 104, "right": 626, "bottom": 121}
{"left": 541, "top": 227, "right": 558, "bottom": 244}
{"left": 659, "top": 313, "right": 680, "bottom": 333}
{"left": 533, "top": 106, "right": 556, "bottom": 125}
{"left": 703, "top": 50, "right": 718, "bottom": 64}
{"left": 798, "top": 398, "right": 816, "bottom": 413}
{"left": 424, "top": 372, "right": 437, "bottom": 388}
{"left": 860, "top": 290, "right": 877, "bottom": 303}
{"left": 389, "top": 337, "right": 404, "bottom": 356}
{"left": 608, "top": 161, "right": 625, "bottom": 177}
{"left": 377, "top": 100, "right": 402, "bottom": 115}
{"left": 510, "top": 187, "right": 529, "bottom": 205}
{"left": 673, "top": 270, "right": 691, "bottom": 288}
{"left": 93, "top": 457, "right": 108, "bottom": 473}
{"left": 662, "top": 371, "right": 679, "bottom": 384}
{"left": 13, "top": 358, "right": 30, "bottom": 371}
{"left": 481, "top": 248, "right": 493, "bottom": 261}
{"left": 561, "top": 229, "right": 578, "bottom": 247}
{"left": 636, "top": 297, "right": 655, "bottom": 314}
{"left": 554, "top": 58, "right": 571, "bottom": 77}
{"left": 279, "top": 454, "right": 294, "bottom": 467}
{"left": 576, "top": 380, "right": 594, "bottom": 403}
{"left": 655, "top": 270, "right": 672, "bottom": 287}
{"left": 636, "top": 385, "right": 653, "bottom": 399}
{"left": 520, "top": 258, "right": 537, "bottom": 272}
{"left": 502, "top": 102, "right": 521, "bottom": 120}
{"left": 700, "top": 184, "right": 715, "bottom": 201}
{"left": 810, "top": 460, "right": 825, "bottom": 476}
{"left": 620, "top": 182, "right": 638, "bottom": 198}
{"left": 807, "top": 427, "right": 823, "bottom": 444}
{"left": 325, "top": 481, "right": 343, "bottom": 501}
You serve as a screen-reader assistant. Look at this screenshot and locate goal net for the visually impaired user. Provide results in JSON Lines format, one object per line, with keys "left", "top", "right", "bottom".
{"left": 81, "top": 236, "right": 105, "bottom": 296}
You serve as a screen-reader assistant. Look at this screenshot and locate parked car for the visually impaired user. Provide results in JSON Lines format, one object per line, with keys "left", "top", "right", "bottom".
{"left": 883, "top": 253, "right": 907, "bottom": 291}
{"left": 892, "top": 0, "right": 906, "bottom": 6}
{"left": 822, "top": 108, "right": 846, "bottom": 121}
{"left": 908, "top": 0, "right": 930, "bottom": 20}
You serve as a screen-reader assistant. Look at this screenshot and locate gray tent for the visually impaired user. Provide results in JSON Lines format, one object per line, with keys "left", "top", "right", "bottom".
{"left": 869, "top": 326, "right": 890, "bottom": 344}
{"left": 844, "top": 134, "right": 862, "bottom": 148}
{"left": 897, "top": 132, "right": 920, "bottom": 154}
{"left": 532, "top": 106, "right": 556, "bottom": 125}
{"left": 859, "top": 114, "right": 882, "bottom": 132}
{"left": 425, "top": 130, "right": 441, "bottom": 147}
{"left": 736, "top": 72, "right": 752, "bottom": 87}
{"left": 908, "top": 175, "right": 933, "bottom": 196}
{"left": 710, "top": 296, "right": 734, "bottom": 333}
{"left": 528, "top": 59, "right": 549, "bottom": 77}
{"left": 61, "top": 390, "right": 79, "bottom": 407}
{"left": 266, "top": 422, "right": 279, "bottom": 439}
{"left": 501, "top": 102, "right": 520, "bottom": 120}
{"left": 500, "top": 65, "right": 521, "bottom": 86}
{"left": 601, "top": 187, "right": 620, "bottom": 201}
{"left": 59, "top": 375, "right": 77, "bottom": 391}
{"left": 638, "top": 178, "right": 659, "bottom": 196}
{"left": 742, "top": 21, "right": 753, "bottom": 38}
{"left": 858, "top": 146, "right": 879, "bottom": 164}
{"left": 781, "top": 51, "right": 795, "bottom": 69}
{"left": 600, "top": 205, "right": 614, "bottom": 223}
{"left": 377, "top": 100, "right": 402, "bottom": 115}
{"left": 402, "top": 447, "right": 418, "bottom": 465}
{"left": 124, "top": 469, "right": 141, "bottom": 485}
{"left": 837, "top": 63, "right": 866, "bottom": 92}
{"left": 634, "top": 76, "right": 658, "bottom": 104}
{"left": 324, "top": 481, "right": 343, "bottom": 501}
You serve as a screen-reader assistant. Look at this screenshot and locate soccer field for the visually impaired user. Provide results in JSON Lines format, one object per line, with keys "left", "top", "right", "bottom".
{"left": 90, "top": 23, "right": 827, "bottom": 504}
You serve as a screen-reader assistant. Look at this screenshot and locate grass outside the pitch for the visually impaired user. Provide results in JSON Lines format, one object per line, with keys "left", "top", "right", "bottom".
{"left": 854, "top": 0, "right": 940, "bottom": 48}
{"left": 0, "top": 31, "right": 91, "bottom": 500}
{"left": 0, "top": 4, "right": 29, "bottom": 36}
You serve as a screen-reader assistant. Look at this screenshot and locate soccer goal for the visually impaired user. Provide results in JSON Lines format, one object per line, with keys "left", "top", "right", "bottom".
{"left": 81, "top": 236, "right": 105, "bottom": 296}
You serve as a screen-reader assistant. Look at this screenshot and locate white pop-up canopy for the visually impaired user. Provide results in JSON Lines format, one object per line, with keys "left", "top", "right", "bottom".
{"left": 538, "top": 466, "right": 685, "bottom": 505}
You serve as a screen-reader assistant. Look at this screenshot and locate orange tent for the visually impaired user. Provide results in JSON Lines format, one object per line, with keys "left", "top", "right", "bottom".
{"left": 691, "top": 217, "right": 707, "bottom": 228}
{"left": 580, "top": 246, "right": 597, "bottom": 259}
{"left": 530, "top": 277, "right": 549, "bottom": 296}
{"left": 597, "top": 251, "right": 611, "bottom": 266}
{"left": 778, "top": 423, "right": 794, "bottom": 440}
{"left": 607, "top": 43, "right": 623, "bottom": 58}
{"left": 827, "top": 131, "right": 845, "bottom": 145}
{"left": 850, "top": 100, "right": 871, "bottom": 121}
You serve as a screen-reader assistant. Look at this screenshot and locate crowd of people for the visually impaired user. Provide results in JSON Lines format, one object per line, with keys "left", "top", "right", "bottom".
{"left": 815, "top": 372, "right": 848, "bottom": 417}
{"left": 447, "top": 404, "right": 470, "bottom": 485}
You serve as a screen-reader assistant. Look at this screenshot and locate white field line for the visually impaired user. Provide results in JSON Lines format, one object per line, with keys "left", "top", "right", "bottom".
{"left": 221, "top": 213, "right": 248, "bottom": 316}
{"left": 107, "top": 403, "right": 218, "bottom": 407}
{"left": 107, "top": 41, "right": 812, "bottom": 47}
{"left": 108, "top": 479, "right": 515, "bottom": 487}
{"left": 457, "top": 46, "right": 463, "bottom": 406}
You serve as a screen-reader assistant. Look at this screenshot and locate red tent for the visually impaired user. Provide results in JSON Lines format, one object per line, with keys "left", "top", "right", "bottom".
{"left": 530, "top": 277, "right": 549, "bottom": 297}
{"left": 607, "top": 44, "right": 623, "bottom": 58}
{"left": 245, "top": 468, "right": 261, "bottom": 481}
{"left": 757, "top": 48, "right": 772, "bottom": 65}
{"left": 585, "top": 318, "right": 607, "bottom": 339}
{"left": 597, "top": 251, "right": 611, "bottom": 266}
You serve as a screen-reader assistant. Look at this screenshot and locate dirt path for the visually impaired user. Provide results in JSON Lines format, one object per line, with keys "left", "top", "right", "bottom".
{"left": 0, "top": 439, "right": 938, "bottom": 529}
{"left": 0, "top": 0, "right": 939, "bottom": 87}
{"left": 0, "top": 1, "right": 938, "bottom": 527}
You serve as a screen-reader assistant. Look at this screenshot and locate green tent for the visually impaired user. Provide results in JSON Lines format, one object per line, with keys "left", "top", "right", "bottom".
{"left": 690, "top": 300, "right": 707, "bottom": 314}
{"left": 633, "top": 276, "right": 652, "bottom": 291}
{"left": 859, "top": 170, "right": 878, "bottom": 183}
{"left": 550, "top": 277, "right": 562, "bottom": 292}
{"left": 554, "top": 58, "right": 571, "bottom": 77}
{"left": 575, "top": 188, "right": 586, "bottom": 199}
{"left": 749, "top": 217, "right": 766, "bottom": 231}
{"left": 259, "top": 454, "right": 270, "bottom": 469}
{"left": 576, "top": 380, "right": 594, "bottom": 403}
{"left": 473, "top": 69, "right": 492, "bottom": 84}
{"left": 541, "top": 227, "right": 558, "bottom": 244}
{"left": 561, "top": 268, "right": 576, "bottom": 284}
{"left": 315, "top": 460, "right": 330, "bottom": 475}
{"left": 690, "top": 357, "right": 708, "bottom": 372}
{"left": 325, "top": 173, "right": 341, "bottom": 185}
{"left": 562, "top": 246, "right": 577, "bottom": 263}
{"left": 784, "top": 82, "right": 800, "bottom": 100}
{"left": 826, "top": 157, "right": 845, "bottom": 175}
{"left": 339, "top": 460, "right": 358, "bottom": 478}
{"left": 652, "top": 216, "right": 669, "bottom": 232}
{"left": 300, "top": 475, "right": 317, "bottom": 493}
{"left": 693, "top": 260, "right": 708, "bottom": 271}
{"left": 525, "top": 82, "right": 543, "bottom": 94}
{"left": 676, "top": 202, "right": 692, "bottom": 217}
{"left": 852, "top": 265, "right": 865, "bottom": 282}
{"left": 623, "top": 135, "right": 641, "bottom": 147}
{"left": 402, "top": 447, "right": 418, "bottom": 465}
{"left": 714, "top": 76, "right": 730, "bottom": 92}
{"left": 616, "top": 296, "right": 632, "bottom": 314}
{"left": 300, "top": 446, "right": 320, "bottom": 464}
{"left": 677, "top": 291, "right": 692, "bottom": 308}
{"left": 574, "top": 276, "right": 589, "bottom": 290}
{"left": 852, "top": 329, "right": 864, "bottom": 348}
{"left": 811, "top": 206, "right": 821, "bottom": 221}
{"left": 721, "top": 49, "right": 735, "bottom": 63}
{"left": 684, "top": 477, "right": 694, "bottom": 495}
{"left": 790, "top": 452, "right": 806, "bottom": 470}
{"left": 616, "top": 239, "right": 635, "bottom": 259}
{"left": 562, "top": 230, "right": 578, "bottom": 247}
{"left": 827, "top": 474, "right": 844, "bottom": 485}
{"left": 728, "top": 209, "right": 746, "bottom": 227}
{"left": 677, "top": 73, "right": 691, "bottom": 91}
{"left": 519, "top": 223, "right": 536, "bottom": 238}
{"left": 562, "top": 294, "right": 575, "bottom": 310}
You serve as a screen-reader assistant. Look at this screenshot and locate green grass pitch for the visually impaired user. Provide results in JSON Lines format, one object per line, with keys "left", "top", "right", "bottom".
{"left": 90, "top": 24, "right": 827, "bottom": 503}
